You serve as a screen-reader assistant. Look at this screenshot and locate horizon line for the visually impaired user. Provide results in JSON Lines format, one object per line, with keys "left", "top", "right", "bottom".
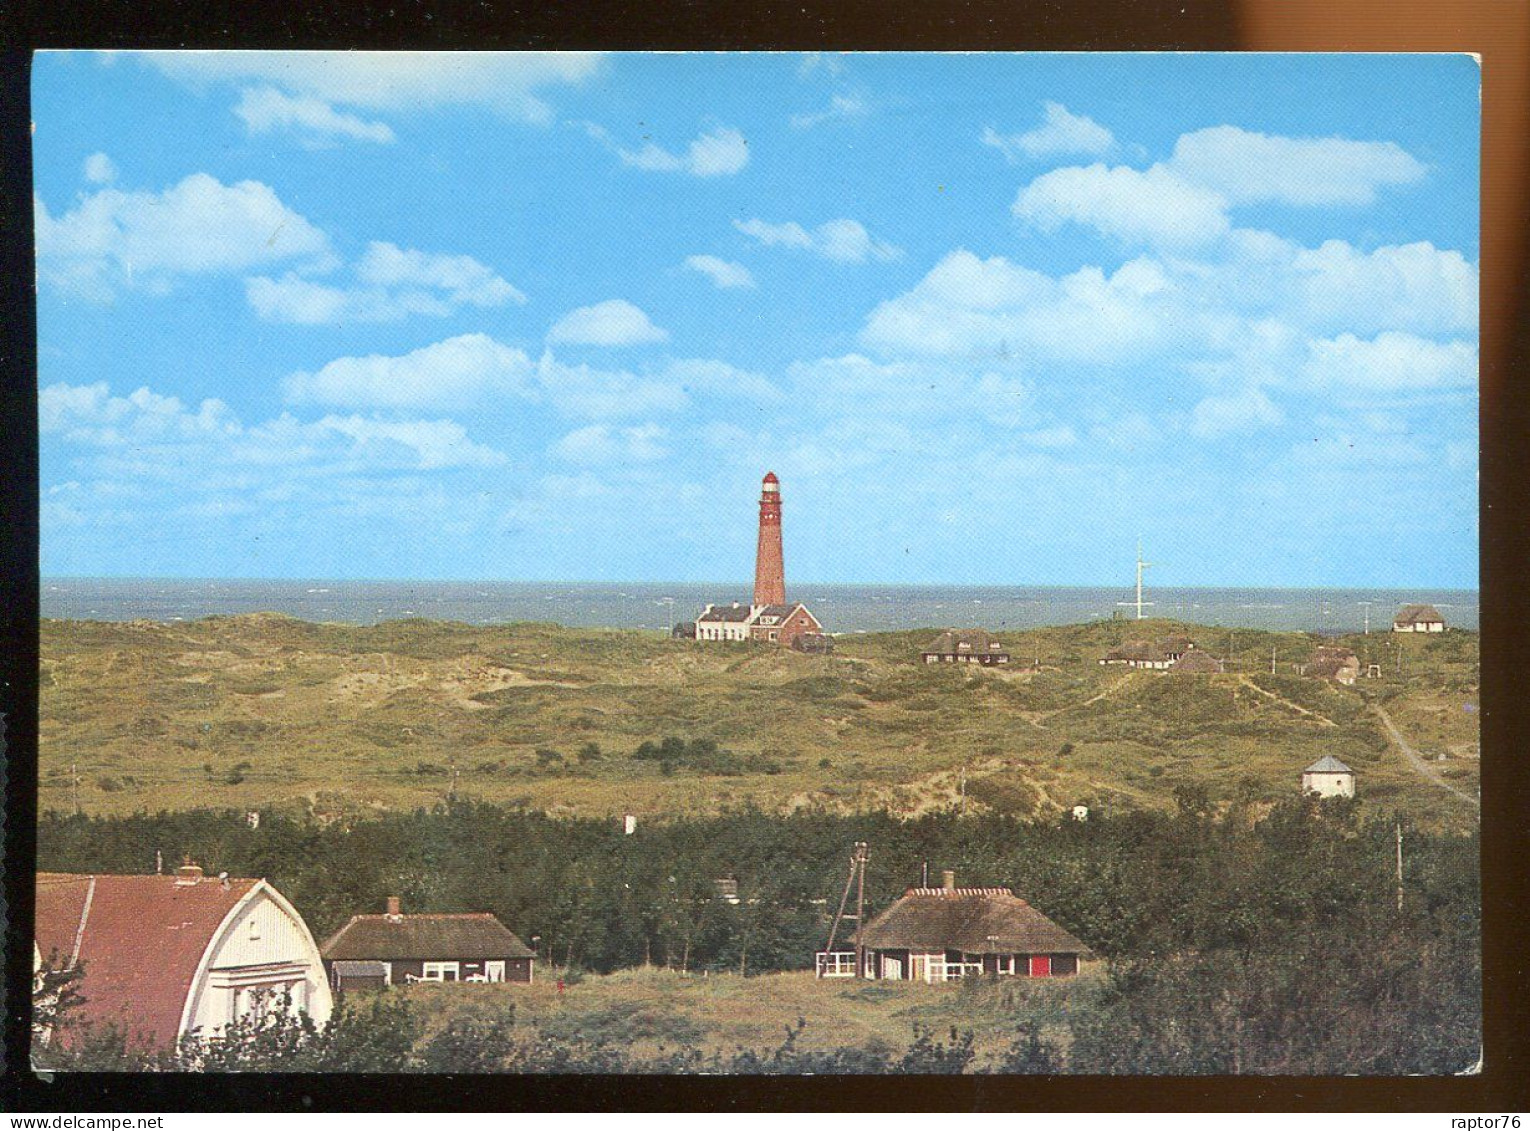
{"left": 39, "top": 575, "right": 1481, "bottom": 594}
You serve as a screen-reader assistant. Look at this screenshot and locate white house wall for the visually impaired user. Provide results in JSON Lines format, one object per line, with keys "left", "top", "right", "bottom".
{"left": 181, "top": 886, "right": 334, "bottom": 1040}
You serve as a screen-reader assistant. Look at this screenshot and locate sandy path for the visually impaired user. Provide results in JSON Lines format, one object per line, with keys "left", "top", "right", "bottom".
{"left": 1372, "top": 704, "right": 1479, "bottom": 809}
{"left": 1237, "top": 676, "right": 1338, "bottom": 727}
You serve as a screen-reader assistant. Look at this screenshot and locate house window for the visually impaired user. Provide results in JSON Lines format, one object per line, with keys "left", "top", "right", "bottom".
{"left": 485, "top": 961, "right": 506, "bottom": 982}
{"left": 422, "top": 961, "right": 460, "bottom": 982}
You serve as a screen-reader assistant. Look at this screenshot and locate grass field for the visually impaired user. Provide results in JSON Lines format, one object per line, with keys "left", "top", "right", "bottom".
{"left": 39, "top": 614, "right": 1480, "bottom": 830}
{"left": 389, "top": 965, "right": 1096, "bottom": 1069}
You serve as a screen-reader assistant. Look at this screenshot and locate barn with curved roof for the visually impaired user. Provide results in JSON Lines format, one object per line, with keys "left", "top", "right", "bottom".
{"left": 34, "top": 864, "right": 332, "bottom": 1052}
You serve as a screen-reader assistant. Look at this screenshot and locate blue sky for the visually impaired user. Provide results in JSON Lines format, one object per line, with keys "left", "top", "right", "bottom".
{"left": 34, "top": 51, "right": 1479, "bottom": 587}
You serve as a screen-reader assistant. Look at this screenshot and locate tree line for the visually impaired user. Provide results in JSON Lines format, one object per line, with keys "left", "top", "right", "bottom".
{"left": 34, "top": 793, "right": 1479, "bottom": 1073}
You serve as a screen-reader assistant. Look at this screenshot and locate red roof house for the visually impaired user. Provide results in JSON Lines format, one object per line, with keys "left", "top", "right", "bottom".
{"left": 34, "top": 865, "right": 332, "bottom": 1051}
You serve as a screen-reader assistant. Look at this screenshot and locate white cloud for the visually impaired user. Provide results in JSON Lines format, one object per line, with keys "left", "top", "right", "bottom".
{"left": 282, "top": 333, "right": 537, "bottom": 409}
{"left": 1301, "top": 332, "right": 1478, "bottom": 392}
{"left": 534, "top": 351, "right": 689, "bottom": 419}
{"left": 548, "top": 299, "right": 668, "bottom": 346}
{"left": 234, "top": 86, "right": 396, "bottom": 144}
{"left": 41, "top": 380, "right": 506, "bottom": 474}
{"left": 1290, "top": 240, "right": 1477, "bottom": 335}
{"left": 280, "top": 333, "right": 736, "bottom": 421}
{"left": 40, "top": 381, "right": 239, "bottom": 446}
{"left": 981, "top": 103, "right": 1114, "bottom": 161}
{"left": 784, "top": 352, "right": 1032, "bottom": 430}
{"left": 36, "top": 173, "right": 332, "bottom": 298}
{"left": 248, "top": 275, "right": 448, "bottom": 323}
{"left": 1011, "top": 125, "right": 1428, "bottom": 250}
{"left": 1169, "top": 125, "right": 1426, "bottom": 206}
{"left": 1014, "top": 163, "right": 1230, "bottom": 248}
{"left": 138, "top": 51, "right": 603, "bottom": 126}
{"left": 315, "top": 415, "right": 507, "bottom": 469}
{"left": 82, "top": 152, "right": 117, "bottom": 184}
{"left": 791, "top": 94, "right": 869, "bottom": 130}
{"left": 861, "top": 249, "right": 1173, "bottom": 363}
{"left": 553, "top": 423, "right": 668, "bottom": 465}
{"left": 734, "top": 217, "right": 901, "bottom": 263}
{"left": 249, "top": 241, "right": 524, "bottom": 325}
{"left": 594, "top": 124, "right": 749, "bottom": 177}
{"left": 1189, "top": 387, "right": 1284, "bottom": 439}
{"left": 683, "top": 254, "right": 755, "bottom": 289}
{"left": 355, "top": 242, "right": 523, "bottom": 305}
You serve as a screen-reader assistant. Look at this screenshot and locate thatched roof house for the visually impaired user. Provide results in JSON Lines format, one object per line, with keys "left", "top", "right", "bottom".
{"left": 1304, "top": 646, "right": 1360, "bottom": 685}
{"left": 844, "top": 872, "right": 1093, "bottom": 982}
{"left": 1393, "top": 604, "right": 1445, "bottom": 633}
{"left": 922, "top": 629, "right": 1010, "bottom": 665}
{"left": 1171, "top": 650, "right": 1224, "bottom": 674}
{"left": 1100, "top": 636, "right": 1198, "bottom": 669}
{"left": 321, "top": 897, "right": 534, "bottom": 988}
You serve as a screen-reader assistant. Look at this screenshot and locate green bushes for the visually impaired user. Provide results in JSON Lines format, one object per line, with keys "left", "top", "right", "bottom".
{"left": 632, "top": 736, "right": 783, "bottom": 775}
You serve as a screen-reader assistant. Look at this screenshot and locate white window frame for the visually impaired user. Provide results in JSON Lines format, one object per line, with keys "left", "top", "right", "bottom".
{"left": 422, "top": 961, "right": 460, "bottom": 982}
{"left": 485, "top": 960, "right": 506, "bottom": 982}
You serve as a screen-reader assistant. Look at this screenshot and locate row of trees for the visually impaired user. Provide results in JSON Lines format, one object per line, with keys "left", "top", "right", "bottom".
{"left": 34, "top": 795, "right": 1480, "bottom": 1073}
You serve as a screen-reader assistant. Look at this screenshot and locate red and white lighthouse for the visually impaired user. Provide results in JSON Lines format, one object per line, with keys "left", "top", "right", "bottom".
{"left": 753, "top": 472, "right": 786, "bottom": 608}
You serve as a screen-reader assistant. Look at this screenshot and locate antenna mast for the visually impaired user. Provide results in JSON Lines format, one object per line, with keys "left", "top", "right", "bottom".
{"left": 1136, "top": 541, "right": 1154, "bottom": 620}
{"left": 1118, "top": 541, "right": 1155, "bottom": 620}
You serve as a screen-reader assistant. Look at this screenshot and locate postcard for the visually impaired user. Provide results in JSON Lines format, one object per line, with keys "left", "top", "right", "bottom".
{"left": 30, "top": 50, "right": 1479, "bottom": 1077}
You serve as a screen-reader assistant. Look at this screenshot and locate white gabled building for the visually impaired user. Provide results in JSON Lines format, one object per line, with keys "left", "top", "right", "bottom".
{"left": 694, "top": 601, "right": 823, "bottom": 646}
{"left": 35, "top": 864, "right": 333, "bottom": 1053}
{"left": 696, "top": 602, "right": 755, "bottom": 641}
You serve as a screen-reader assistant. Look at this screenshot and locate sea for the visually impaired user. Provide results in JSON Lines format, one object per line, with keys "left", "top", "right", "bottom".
{"left": 39, "top": 579, "right": 1479, "bottom": 635}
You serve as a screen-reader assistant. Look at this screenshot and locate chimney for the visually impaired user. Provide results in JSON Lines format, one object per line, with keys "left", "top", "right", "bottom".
{"left": 386, "top": 895, "right": 401, "bottom": 918}
{"left": 942, "top": 869, "right": 956, "bottom": 893}
{"left": 175, "top": 860, "right": 204, "bottom": 885}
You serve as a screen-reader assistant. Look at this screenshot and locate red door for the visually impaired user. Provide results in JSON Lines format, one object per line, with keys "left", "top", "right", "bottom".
{"left": 1029, "top": 955, "right": 1051, "bottom": 978}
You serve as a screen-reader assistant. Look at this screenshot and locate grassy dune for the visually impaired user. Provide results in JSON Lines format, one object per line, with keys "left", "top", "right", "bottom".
{"left": 392, "top": 965, "right": 1095, "bottom": 1069}
{"left": 39, "top": 614, "right": 1479, "bottom": 830}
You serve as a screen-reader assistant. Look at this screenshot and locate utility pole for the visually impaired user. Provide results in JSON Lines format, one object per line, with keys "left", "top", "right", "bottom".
{"left": 959, "top": 765, "right": 967, "bottom": 816}
{"left": 1270, "top": 647, "right": 1276, "bottom": 676}
{"left": 824, "top": 841, "right": 870, "bottom": 978}
{"left": 853, "top": 842, "right": 867, "bottom": 979}
{"left": 71, "top": 762, "right": 80, "bottom": 816}
{"left": 1395, "top": 822, "right": 1404, "bottom": 912}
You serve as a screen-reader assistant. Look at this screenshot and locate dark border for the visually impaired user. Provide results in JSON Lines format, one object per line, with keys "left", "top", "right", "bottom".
{"left": 4, "top": 0, "right": 1528, "bottom": 1113}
